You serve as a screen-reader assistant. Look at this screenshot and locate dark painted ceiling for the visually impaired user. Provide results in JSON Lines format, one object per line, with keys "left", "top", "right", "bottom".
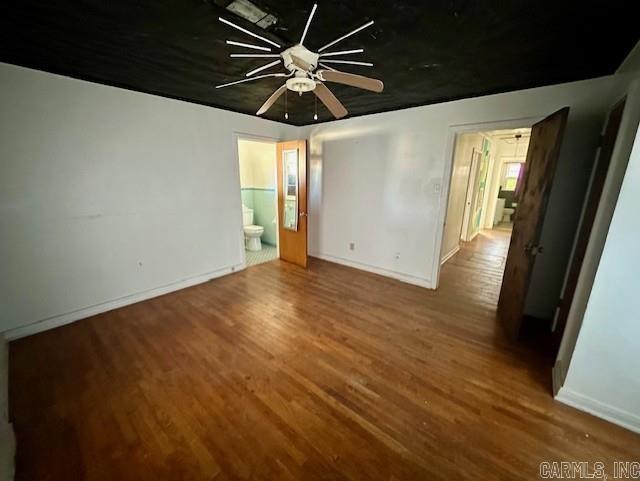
{"left": 1, "top": 0, "right": 637, "bottom": 126}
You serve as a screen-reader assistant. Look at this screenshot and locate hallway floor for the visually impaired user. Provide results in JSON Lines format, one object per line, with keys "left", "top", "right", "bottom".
{"left": 494, "top": 221, "right": 514, "bottom": 232}
{"left": 438, "top": 229, "right": 511, "bottom": 343}
{"left": 9, "top": 232, "right": 640, "bottom": 480}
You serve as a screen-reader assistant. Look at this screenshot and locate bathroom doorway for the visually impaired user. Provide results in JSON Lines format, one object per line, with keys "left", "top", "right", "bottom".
{"left": 237, "top": 137, "right": 279, "bottom": 267}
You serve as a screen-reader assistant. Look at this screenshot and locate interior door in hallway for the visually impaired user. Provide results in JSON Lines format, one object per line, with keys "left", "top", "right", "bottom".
{"left": 277, "top": 140, "right": 308, "bottom": 267}
{"left": 498, "top": 107, "right": 569, "bottom": 340}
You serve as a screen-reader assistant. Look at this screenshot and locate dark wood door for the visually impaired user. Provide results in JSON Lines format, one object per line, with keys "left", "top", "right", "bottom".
{"left": 498, "top": 107, "right": 569, "bottom": 339}
{"left": 276, "top": 140, "right": 308, "bottom": 267}
{"left": 552, "top": 98, "right": 626, "bottom": 347}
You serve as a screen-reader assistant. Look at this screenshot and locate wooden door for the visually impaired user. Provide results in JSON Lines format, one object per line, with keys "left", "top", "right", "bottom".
{"left": 498, "top": 107, "right": 569, "bottom": 339}
{"left": 552, "top": 98, "right": 626, "bottom": 348}
{"left": 276, "top": 140, "right": 308, "bottom": 267}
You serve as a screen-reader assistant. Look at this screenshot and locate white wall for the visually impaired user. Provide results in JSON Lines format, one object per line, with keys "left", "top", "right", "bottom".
{"left": 238, "top": 139, "right": 276, "bottom": 189}
{"left": 0, "top": 63, "right": 298, "bottom": 337}
{"left": 302, "top": 74, "right": 628, "bottom": 292}
{"left": 441, "top": 133, "right": 482, "bottom": 261}
{"left": 558, "top": 92, "right": 640, "bottom": 432}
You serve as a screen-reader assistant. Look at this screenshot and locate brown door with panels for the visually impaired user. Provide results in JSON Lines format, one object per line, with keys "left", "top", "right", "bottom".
{"left": 498, "top": 107, "right": 569, "bottom": 339}
{"left": 276, "top": 140, "right": 308, "bottom": 267}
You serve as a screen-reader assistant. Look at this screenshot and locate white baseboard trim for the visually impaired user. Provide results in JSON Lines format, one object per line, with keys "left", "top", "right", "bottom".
{"left": 440, "top": 245, "right": 460, "bottom": 265}
{"left": 310, "top": 252, "right": 433, "bottom": 289}
{"left": 555, "top": 387, "right": 640, "bottom": 434}
{"left": 4, "top": 263, "right": 244, "bottom": 341}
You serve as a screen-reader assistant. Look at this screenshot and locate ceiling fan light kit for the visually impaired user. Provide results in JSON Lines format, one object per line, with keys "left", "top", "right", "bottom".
{"left": 286, "top": 76, "right": 316, "bottom": 94}
{"left": 216, "top": 3, "right": 384, "bottom": 121}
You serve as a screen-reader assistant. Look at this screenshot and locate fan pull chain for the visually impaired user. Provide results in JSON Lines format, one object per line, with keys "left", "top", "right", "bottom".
{"left": 314, "top": 95, "right": 318, "bottom": 121}
{"left": 284, "top": 89, "right": 288, "bottom": 120}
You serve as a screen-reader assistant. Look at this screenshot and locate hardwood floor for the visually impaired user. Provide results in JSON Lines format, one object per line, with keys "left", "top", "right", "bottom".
{"left": 10, "top": 230, "right": 640, "bottom": 480}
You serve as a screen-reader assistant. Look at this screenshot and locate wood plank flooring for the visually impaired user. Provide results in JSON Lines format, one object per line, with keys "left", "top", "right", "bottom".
{"left": 10, "top": 230, "right": 640, "bottom": 480}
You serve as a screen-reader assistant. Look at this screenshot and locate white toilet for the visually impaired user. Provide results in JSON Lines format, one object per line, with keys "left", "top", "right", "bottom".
{"left": 494, "top": 198, "right": 506, "bottom": 226}
{"left": 242, "top": 205, "right": 264, "bottom": 251}
{"left": 502, "top": 207, "right": 515, "bottom": 223}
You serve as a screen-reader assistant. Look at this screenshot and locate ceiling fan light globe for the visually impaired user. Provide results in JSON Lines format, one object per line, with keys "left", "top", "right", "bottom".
{"left": 286, "top": 77, "right": 316, "bottom": 93}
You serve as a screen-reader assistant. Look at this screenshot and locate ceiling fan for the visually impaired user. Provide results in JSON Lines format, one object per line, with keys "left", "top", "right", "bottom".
{"left": 216, "top": 3, "right": 384, "bottom": 120}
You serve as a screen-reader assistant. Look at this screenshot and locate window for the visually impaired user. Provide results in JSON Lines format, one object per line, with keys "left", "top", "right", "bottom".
{"left": 502, "top": 162, "right": 522, "bottom": 191}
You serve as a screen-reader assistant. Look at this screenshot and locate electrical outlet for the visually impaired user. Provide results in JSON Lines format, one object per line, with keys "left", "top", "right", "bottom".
{"left": 349, "top": 242, "right": 355, "bottom": 251}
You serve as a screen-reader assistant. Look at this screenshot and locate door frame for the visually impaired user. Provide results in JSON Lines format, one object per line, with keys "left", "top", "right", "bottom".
{"left": 460, "top": 148, "right": 482, "bottom": 242}
{"left": 232, "top": 132, "right": 281, "bottom": 270}
{"left": 552, "top": 98, "right": 626, "bottom": 344}
{"left": 479, "top": 135, "right": 497, "bottom": 230}
{"left": 553, "top": 92, "right": 638, "bottom": 394}
{"left": 433, "top": 116, "right": 542, "bottom": 289}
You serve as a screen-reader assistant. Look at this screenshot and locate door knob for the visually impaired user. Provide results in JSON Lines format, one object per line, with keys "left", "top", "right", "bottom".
{"left": 299, "top": 212, "right": 307, "bottom": 217}
{"left": 525, "top": 244, "right": 543, "bottom": 256}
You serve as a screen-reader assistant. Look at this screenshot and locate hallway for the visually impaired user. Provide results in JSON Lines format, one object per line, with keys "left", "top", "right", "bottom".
{"left": 9, "top": 237, "right": 640, "bottom": 480}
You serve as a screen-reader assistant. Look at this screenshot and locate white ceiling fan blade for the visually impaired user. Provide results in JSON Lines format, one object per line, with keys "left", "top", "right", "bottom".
{"left": 230, "top": 54, "right": 280, "bottom": 58}
{"left": 299, "top": 3, "right": 318, "bottom": 45}
{"left": 226, "top": 40, "right": 271, "bottom": 52}
{"left": 246, "top": 59, "right": 281, "bottom": 77}
{"left": 290, "top": 54, "right": 311, "bottom": 72}
{"left": 318, "top": 62, "right": 338, "bottom": 72}
{"left": 314, "top": 83, "right": 348, "bottom": 119}
{"left": 321, "top": 60, "right": 373, "bottom": 67}
{"left": 257, "top": 85, "right": 287, "bottom": 115}
{"left": 318, "top": 20, "right": 374, "bottom": 52}
{"left": 319, "top": 49, "right": 364, "bottom": 57}
{"left": 215, "top": 73, "right": 288, "bottom": 89}
{"left": 219, "top": 17, "right": 281, "bottom": 48}
{"left": 317, "top": 70, "right": 383, "bottom": 93}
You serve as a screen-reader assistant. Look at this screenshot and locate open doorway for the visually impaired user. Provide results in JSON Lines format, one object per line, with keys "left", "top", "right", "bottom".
{"left": 440, "top": 127, "right": 531, "bottom": 267}
{"left": 237, "top": 138, "right": 279, "bottom": 267}
{"left": 437, "top": 107, "right": 570, "bottom": 347}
